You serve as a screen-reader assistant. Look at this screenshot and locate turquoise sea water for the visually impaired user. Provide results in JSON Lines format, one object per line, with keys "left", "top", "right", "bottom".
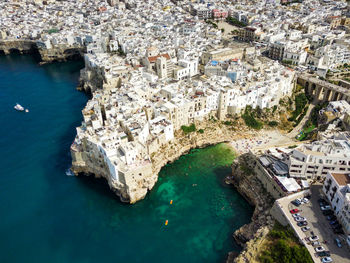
{"left": 0, "top": 54, "right": 253, "bottom": 263}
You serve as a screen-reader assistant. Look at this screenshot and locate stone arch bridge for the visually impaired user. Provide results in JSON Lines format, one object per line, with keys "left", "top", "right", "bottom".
{"left": 297, "top": 74, "right": 350, "bottom": 104}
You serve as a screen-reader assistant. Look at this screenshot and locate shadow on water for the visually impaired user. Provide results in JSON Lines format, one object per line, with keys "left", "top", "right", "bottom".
{"left": 42, "top": 117, "right": 127, "bottom": 205}
{"left": 41, "top": 59, "right": 84, "bottom": 76}
{"left": 212, "top": 165, "right": 255, "bottom": 246}
{"left": 40, "top": 60, "right": 84, "bottom": 84}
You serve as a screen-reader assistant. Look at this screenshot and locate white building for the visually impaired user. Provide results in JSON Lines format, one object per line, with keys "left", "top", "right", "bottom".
{"left": 323, "top": 172, "right": 350, "bottom": 234}
{"left": 289, "top": 139, "right": 350, "bottom": 180}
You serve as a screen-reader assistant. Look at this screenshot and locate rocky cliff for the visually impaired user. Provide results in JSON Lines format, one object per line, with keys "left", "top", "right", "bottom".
{"left": 226, "top": 154, "right": 275, "bottom": 263}
{"left": 71, "top": 119, "right": 260, "bottom": 204}
{"left": 38, "top": 45, "right": 85, "bottom": 63}
{"left": 0, "top": 40, "right": 37, "bottom": 55}
{"left": 0, "top": 40, "right": 84, "bottom": 63}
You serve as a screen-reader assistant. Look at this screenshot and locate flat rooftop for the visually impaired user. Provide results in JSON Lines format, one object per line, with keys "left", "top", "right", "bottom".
{"left": 331, "top": 173, "right": 350, "bottom": 186}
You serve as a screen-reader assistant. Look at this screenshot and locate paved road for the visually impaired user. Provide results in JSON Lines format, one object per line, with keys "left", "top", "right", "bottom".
{"left": 288, "top": 103, "right": 315, "bottom": 139}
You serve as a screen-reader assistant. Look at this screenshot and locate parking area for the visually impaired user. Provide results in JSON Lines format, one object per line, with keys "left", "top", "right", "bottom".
{"left": 288, "top": 185, "right": 350, "bottom": 263}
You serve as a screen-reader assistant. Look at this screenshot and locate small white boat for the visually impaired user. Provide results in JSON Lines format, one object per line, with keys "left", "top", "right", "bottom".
{"left": 14, "top": 103, "right": 24, "bottom": 111}
{"left": 25, "top": 109, "right": 29, "bottom": 113}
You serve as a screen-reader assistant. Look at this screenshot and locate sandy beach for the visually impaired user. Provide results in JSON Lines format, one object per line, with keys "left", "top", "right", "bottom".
{"left": 229, "top": 130, "right": 299, "bottom": 155}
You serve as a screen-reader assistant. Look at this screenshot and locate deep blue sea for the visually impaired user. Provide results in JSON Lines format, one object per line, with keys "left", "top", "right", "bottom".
{"left": 0, "top": 54, "right": 253, "bottom": 263}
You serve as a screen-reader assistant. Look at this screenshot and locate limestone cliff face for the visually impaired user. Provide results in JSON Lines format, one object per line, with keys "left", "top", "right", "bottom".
{"left": 78, "top": 66, "right": 104, "bottom": 94}
{"left": 38, "top": 45, "right": 85, "bottom": 63}
{"left": 226, "top": 154, "right": 275, "bottom": 263}
{"left": 0, "top": 40, "right": 37, "bottom": 55}
{"left": 0, "top": 40, "right": 84, "bottom": 63}
{"left": 71, "top": 120, "right": 255, "bottom": 204}
{"left": 71, "top": 139, "right": 157, "bottom": 204}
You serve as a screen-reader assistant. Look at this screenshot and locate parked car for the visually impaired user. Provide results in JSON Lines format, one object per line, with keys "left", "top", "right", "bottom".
{"left": 297, "top": 221, "right": 308, "bottom": 227}
{"left": 321, "top": 257, "right": 333, "bottom": 263}
{"left": 292, "top": 213, "right": 301, "bottom": 218}
{"left": 321, "top": 205, "right": 331, "bottom": 211}
{"left": 295, "top": 216, "right": 307, "bottom": 222}
{"left": 326, "top": 215, "right": 336, "bottom": 221}
{"left": 302, "top": 198, "right": 309, "bottom": 204}
{"left": 335, "top": 238, "right": 342, "bottom": 248}
{"left": 309, "top": 236, "right": 319, "bottom": 242}
{"left": 323, "top": 210, "right": 333, "bottom": 216}
{"left": 330, "top": 220, "right": 339, "bottom": 225}
{"left": 317, "top": 251, "right": 330, "bottom": 257}
{"left": 292, "top": 200, "right": 301, "bottom": 206}
{"left": 315, "top": 246, "right": 325, "bottom": 252}
{"left": 319, "top": 199, "right": 327, "bottom": 206}
{"left": 312, "top": 241, "right": 321, "bottom": 247}
{"left": 318, "top": 198, "right": 326, "bottom": 203}
{"left": 290, "top": 209, "right": 299, "bottom": 214}
{"left": 301, "top": 226, "right": 310, "bottom": 232}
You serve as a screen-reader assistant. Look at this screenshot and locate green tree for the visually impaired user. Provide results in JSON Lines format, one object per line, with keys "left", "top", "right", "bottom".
{"left": 181, "top": 124, "right": 196, "bottom": 134}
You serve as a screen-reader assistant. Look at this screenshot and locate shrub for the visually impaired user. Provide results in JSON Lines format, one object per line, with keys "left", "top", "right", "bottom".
{"left": 226, "top": 16, "right": 246, "bottom": 27}
{"left": 240, "top": 164, "right": 254, "bottom": 175}
{"left": 223, "top": 121, "right": 233, "bottom": 126}
{"left": 205, "top": 20, "right": 218, "bottom": 28}
{"left": 47, "top": 28, "right": 59, "bottom": 34}
{"left": 268, "top": 121, "right": 278, "bottom": 127}
{"left": 290, "top": 93, "right": 308, "bottom": 122}
{"left": 181, "top": 124, "right": 196, "bottom": 134}
{"left": 310, "top": 102, "right": 328, "bottom": 127}
{"left": 198, "top": 129, "right": 204, "bottom": 134}
{"left": 272, "top": 105, "right": 278, "bottom": 113}
{"left": 242, "top": 109, "right": 263, "bottom": 130}
{"left": 282, "top": 60, "right": 293, "bottom": 65}
{"left": 259, "top": 223, "right": 313, "bottom": 263}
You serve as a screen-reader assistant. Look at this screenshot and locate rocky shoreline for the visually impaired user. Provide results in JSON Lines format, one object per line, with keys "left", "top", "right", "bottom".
{"left": 151, "top": 132, "right": 276, "bottom": 263}
{"left": 0, "top": 40, "right": 84, "bottom": 63}
{"left": 71, "top": 116, "right": 262, "bottom": 203}
{"left": 226, "top": 153, "right": 275, "bottom": 263}
{"left": 2, "top": 48, "right": 279, "bottom": 262}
